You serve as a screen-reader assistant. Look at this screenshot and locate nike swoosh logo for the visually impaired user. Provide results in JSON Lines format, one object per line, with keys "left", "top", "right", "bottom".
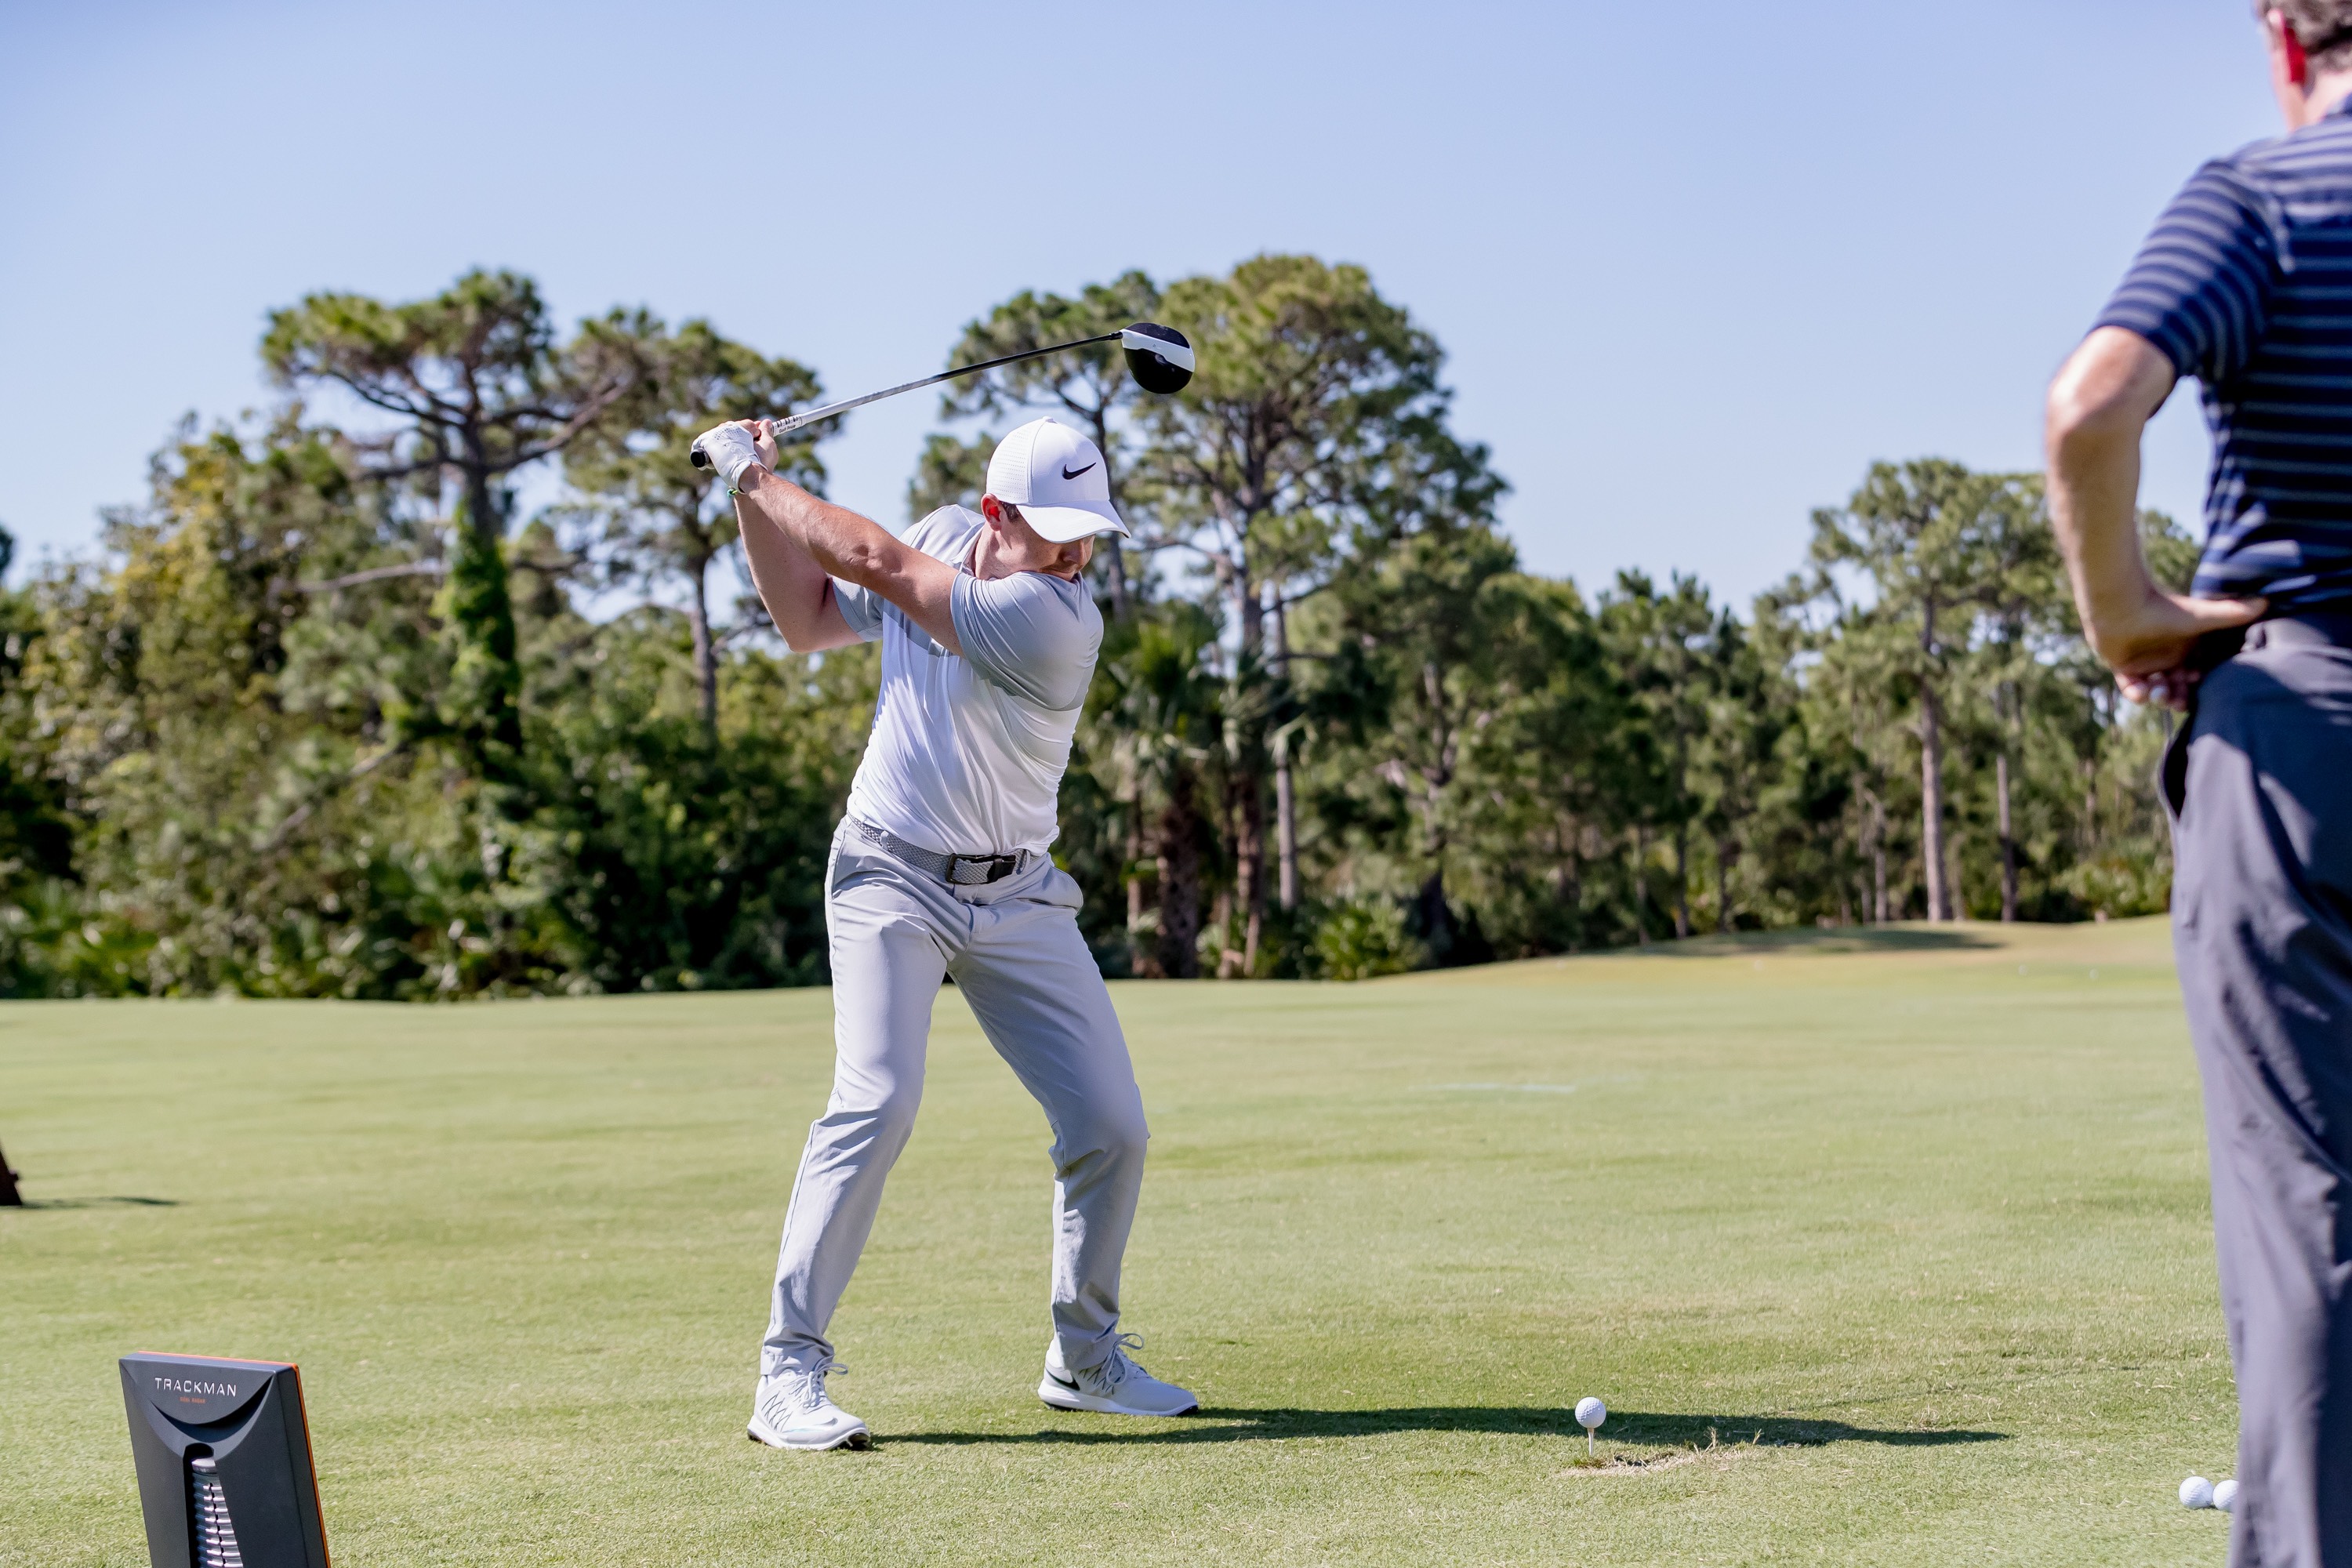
{"left": 1061, "top": 461, "right": 1097, "bottom": 481}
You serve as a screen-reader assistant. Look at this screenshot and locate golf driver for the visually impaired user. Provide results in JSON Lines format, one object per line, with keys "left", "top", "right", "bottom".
{"left": 689, "top": 321, "right": 1193, "bottom": 468}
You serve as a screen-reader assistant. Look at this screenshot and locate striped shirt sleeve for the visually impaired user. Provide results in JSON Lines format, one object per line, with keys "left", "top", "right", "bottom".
{"left": 2094, "top": 160, "right": 2278, "bottom": 385}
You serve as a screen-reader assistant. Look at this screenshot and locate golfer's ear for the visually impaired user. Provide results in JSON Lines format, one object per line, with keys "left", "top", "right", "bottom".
{"left": 2273, "top": 9, "right": 2311, "bottom": 87}
{"left": 979, "top": 494, "right": 1004, "bottom": 524}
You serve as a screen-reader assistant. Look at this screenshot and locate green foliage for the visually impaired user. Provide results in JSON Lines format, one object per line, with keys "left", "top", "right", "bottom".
{"left": 0, "top": 546, "right": 72, "bottom": 916}
{"left": 437, "top": 499, "right": 524, "bottom": 780}
{"left": 264, "top": 269, "right": 645, "bottom": 811}
{"left": 260, "top": 270, "right": 641, "bottom": 521}
{"left": 0, "top": 260, "right": 2198, "bottom": 997}
{"left": 562, "top": 314, "right": 826, "bottom": 733}
{"left": 511, "top": 614, "right": 863, "bottom": 993}
{"left": 906, "top": 432, "right": 993, "bottom": 521}
{"left": 1310, "top": 895, "right": 1423, "bottom": 980}
{"left": 2, "top": 394, "right": 867, "bottom": 997}
{"left": 2140, "top": 508, "right": 2201, "bottom": 594}
{"left": 1086, "top": 601, "right": 1226, "bottom": 978}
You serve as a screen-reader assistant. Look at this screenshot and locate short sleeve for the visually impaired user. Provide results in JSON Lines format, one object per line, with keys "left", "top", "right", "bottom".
{"left": 2093, "top": 160, "right": 2279, "bottom": 386}
{"left": 830, "top": 578, "right": 884, "bottom": 643}
{"left": 949, "top": 570, "right": 1100, "bottom": 710}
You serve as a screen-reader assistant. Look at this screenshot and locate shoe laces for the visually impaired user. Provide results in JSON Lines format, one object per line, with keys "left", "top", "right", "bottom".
{"left": 771, "top": 1356, "right": 848, "bottom": 1417}
{"left": 1098, "top": 1333, "right": 1148, "bottom": 1389}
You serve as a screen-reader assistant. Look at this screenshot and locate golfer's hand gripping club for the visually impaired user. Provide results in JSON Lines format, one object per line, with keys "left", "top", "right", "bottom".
{"left": 689, "top": 423, "right": 764, "bottom": 490}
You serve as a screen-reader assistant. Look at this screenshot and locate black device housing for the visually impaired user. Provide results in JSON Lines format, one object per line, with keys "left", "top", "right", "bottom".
{"left": 120, "top": 1352, "right": 330, "bottom": 1568}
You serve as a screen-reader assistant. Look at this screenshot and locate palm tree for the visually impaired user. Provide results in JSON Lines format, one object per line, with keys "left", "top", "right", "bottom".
{"left": 1092, "top": 606, "right": 1225, "bottom": 978}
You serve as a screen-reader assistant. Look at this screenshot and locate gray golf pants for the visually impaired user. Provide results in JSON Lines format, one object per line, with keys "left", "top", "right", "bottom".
{"left": 760, "top": 822, "right": 1148, "bottom": 1379}
{"left": 2169, "top": 619, "right": 2352, "bottom": 1567}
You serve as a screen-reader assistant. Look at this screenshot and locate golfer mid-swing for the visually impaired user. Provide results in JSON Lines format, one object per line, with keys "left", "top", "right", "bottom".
{"left": 691, "top": 414, "right": 1197, "bottom": 1450}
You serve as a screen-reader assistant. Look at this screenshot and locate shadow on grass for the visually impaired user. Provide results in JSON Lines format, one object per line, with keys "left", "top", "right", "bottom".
{"left": 10, "top": 1196, "right": 180, "bottom": 1210}
{"left": 1596, "top": 1411, "right": 2004, "bottom": 1447}
{"left": 887, "top": 1406, "right": 2007, "bottom": 1448}
{"left": 1630, "top": 926, "right": 2004, "bottom": 959}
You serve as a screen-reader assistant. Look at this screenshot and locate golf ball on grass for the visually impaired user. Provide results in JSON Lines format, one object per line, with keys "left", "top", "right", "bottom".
{"left": 2181, "top": 1475, "right": 2216, "bottom": 1509}
{"left": 1572, "top": 1397, "right": 1607, "bottom": 1457}
{"left": 2216, "top": 1478, "right": 2238, "bottom": 1513}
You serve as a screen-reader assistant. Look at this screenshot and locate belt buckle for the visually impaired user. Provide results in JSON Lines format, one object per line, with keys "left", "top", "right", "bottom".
{"left": 950, "top": 852, "right": 1018, "bottom": 886}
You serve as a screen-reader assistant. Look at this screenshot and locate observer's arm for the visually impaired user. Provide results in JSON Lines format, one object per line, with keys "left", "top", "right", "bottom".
{"left": 2044, "top": 328, "right": 2178, "bottom": 648}
{"left": 2045, "top": 327, "right": 2261, "bottom": 708}
{"left": 734, "top": 467, "right": 963, "bottom": 655}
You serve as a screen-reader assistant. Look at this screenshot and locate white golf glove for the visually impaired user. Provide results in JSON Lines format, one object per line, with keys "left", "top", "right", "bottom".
{"left": 691, "top": 423, "right": 764, "bottom": 491}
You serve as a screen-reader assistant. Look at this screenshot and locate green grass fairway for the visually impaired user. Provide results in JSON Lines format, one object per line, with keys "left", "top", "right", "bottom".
{"left": 5, "top": 920, "right": 2238, "bottom": 1565}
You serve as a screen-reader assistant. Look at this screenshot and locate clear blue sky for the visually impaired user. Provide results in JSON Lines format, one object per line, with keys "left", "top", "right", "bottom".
{"left": 0, "top": 0, "right": 2279, "bottom": 606}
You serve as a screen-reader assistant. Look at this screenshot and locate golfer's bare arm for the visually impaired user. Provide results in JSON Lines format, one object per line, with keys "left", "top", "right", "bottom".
{"left": 730, "top": 445, "right": 964, "bottom": 656}
{"left": 732, "top": 481, "right": 859, "bottom": 653}
{"left": 2045, "top": 326, "right": 2262, "bottom": 708}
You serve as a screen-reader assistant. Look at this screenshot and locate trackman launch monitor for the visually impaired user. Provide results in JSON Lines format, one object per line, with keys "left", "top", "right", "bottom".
{"left": 120, "top": 1352, "right": 329, "bottom": 1568}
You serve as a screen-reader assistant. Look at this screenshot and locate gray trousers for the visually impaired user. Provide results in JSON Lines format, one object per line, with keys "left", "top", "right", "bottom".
{"left": 761, "top": 822, "right": 1148, "bottom": 1380}
{"left": 2170, "top": 619, "right": 2352, "bottom": 1566}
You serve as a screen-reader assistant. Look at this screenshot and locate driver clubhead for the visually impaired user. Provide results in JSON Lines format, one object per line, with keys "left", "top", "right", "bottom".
{"left": 1120, "top": 323, "right": 1194, "bottom": 394}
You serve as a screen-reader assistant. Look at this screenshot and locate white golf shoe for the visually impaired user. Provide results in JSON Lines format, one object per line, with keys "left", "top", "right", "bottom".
{"left": 747, "top": 1360, "right": 871, "bottom": 1451}
{"left": 1039, "top": 1333, "right": 1199, "bottom": 1417}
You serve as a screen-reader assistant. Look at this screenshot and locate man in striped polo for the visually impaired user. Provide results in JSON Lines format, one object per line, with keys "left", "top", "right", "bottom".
{"left": 2047, "top": 6, "right": 2352, "bottom": 1559}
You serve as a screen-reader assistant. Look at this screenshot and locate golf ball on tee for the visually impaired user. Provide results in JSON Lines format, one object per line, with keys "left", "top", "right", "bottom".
{"left": 1575, "top": 1397, "right": 1607, "bottom": 1431}
{"left": 2215, "top": 1478, "right": 2238, "bottom": 1513}
{"left": 2180, "top": 1475, "right": 2216, "bottom": 1509}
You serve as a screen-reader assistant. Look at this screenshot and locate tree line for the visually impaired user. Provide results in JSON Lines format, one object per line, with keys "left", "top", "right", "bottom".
{"left": 0, "top": 257, "right": 2184, "bottom": 996}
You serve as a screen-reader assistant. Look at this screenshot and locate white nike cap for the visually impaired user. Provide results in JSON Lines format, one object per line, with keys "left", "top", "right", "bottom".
{"left": 985, "top": 418, "right": 1128, "bottom": 543}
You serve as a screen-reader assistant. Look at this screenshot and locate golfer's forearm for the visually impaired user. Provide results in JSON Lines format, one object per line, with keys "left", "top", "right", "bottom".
{"left": 741, "top": 472, "right": 894, "bottom": 584}
{"left": 735, "top": 495, "right": 852, "bottom": 652}
{"left": 739, "top": 470, "right": 960, "bottom": 652}
{"left": 2045, "top": 328, "right": 2175, "bottom": 634}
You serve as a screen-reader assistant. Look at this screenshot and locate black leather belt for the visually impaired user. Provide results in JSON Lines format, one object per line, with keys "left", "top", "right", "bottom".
{"left": 851, "top": 818, "right": 1033, "bottom": 886}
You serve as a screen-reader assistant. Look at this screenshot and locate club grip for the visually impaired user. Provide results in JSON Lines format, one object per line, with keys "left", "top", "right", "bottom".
{"left": 690, "top": 448, "right": 713, "bottom": 470}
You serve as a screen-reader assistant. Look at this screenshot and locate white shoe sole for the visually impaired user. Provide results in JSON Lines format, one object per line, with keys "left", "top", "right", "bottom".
{"left": 747, "top": 1410, "right": 872, "bottom": 1451}
{"left": 1038, "top": 1372, "right": 1200, "bottom": 1418}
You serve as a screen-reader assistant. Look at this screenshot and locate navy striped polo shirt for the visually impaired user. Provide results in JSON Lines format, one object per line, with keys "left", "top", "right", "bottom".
{"left": 2097, "top": 98, "right": 2352, "bottom": 608}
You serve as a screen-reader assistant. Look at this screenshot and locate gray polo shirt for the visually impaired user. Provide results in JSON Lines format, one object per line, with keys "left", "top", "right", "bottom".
{"left": 835, "top": 506, "right": 1102, "bottom": 855}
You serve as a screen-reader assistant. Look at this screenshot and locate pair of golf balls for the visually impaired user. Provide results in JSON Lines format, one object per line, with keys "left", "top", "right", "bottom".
{"left": 2180, "top": 1475, "right": 2238, "bottom": 1512}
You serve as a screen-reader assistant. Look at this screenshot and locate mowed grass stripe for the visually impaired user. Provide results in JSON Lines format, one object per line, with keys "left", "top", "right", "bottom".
{"left": 2, "top": 919, "right": 2235, "bottom": 1565}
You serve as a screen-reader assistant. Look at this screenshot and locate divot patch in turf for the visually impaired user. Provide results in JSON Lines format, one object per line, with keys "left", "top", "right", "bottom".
{"left": 1561, "top": 1428, "right": 1812, "bottom": 1478}
{"left": 1559, "top": 1448, "right": 1727, "bottom": 1477}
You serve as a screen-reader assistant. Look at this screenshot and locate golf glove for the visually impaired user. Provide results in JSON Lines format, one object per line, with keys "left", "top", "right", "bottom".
{"left": 691, "top": 423, "right": 763, "bottom": 491}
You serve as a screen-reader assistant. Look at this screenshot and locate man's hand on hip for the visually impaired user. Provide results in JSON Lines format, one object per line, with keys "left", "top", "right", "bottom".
{"left": 2046, "top": 325, "right": 2266, "bottom": 710}
{"left": 2087, "top": 584, "right": 2266, "bottom": 711}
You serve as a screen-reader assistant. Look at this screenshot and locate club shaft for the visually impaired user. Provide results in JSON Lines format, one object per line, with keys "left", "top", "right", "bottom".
{"left": 768, "top": 330, "right": 1123, "bottom": 437}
